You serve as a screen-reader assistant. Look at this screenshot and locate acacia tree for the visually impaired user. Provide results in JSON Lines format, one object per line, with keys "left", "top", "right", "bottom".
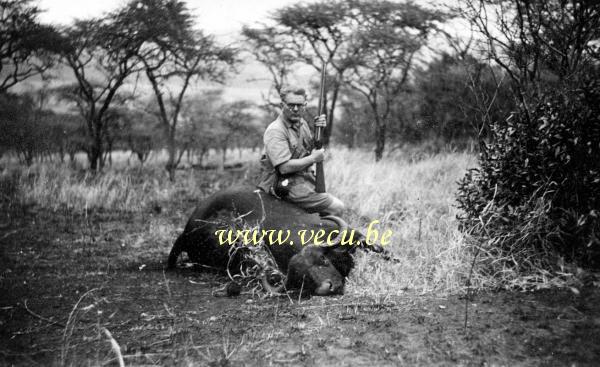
{"left": 415, "top": 53, "right": 515, "bottom": 143}
{"left": 0, "top": 75, "right": 57, "bottom": 164}
{"left": 459, "top": 0, "right": 600, "bottom": 115}
{"left": 60, "top": 17, "right": 142, "bottom": 171}
{"left": 272, "top": 1, "right": 358, "bottom": 145}
{"left": 180, "top": 94, "right": 258, "bottom": 169}
{"left": 144, "top": 33, "right": 236, "bottom": 181}
{"left": 0, "top": 93, "right": 38, "bottom": 164}
{"left": 241, "top": 25, "right": 299, "bottom": 112}
{"left": 336, "top": 90, "right": 374, "bottom": 149}
{"left": 345, "top": 0, "right": 446, "bottom": 161}
{"left": 213, "top": 100, "right": 256, "bottom": 170}
{"left": 117, "top": 0, "right": 237, "bottom": 181}
{"left": 180, "top": 90, "right": 223, "bottom": 166}
{"left": 120, "top": 108, "right": 161, "bottom": 165}
{"left": 243, "top": 1, "right": 357, "bottom": 145}
{"left": 0, "top": 0, "right": 64, "bottom": 93}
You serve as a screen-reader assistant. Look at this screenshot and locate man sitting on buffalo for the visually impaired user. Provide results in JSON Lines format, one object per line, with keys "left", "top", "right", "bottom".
{"left": 257, "top": 87, "right": 345, "bottom": 216}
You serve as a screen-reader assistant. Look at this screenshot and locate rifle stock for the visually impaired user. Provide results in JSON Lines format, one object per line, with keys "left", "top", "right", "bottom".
{"left": 315, "top": 62, "right": 327, "bottom": 193}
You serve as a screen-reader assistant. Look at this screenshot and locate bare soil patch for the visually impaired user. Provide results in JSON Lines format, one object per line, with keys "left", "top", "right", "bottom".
{"left": 1, "top": 203, "right": 599, "bottom": 366}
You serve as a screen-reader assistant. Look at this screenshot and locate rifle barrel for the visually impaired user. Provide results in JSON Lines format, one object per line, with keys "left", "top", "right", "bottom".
{"left": 315, "top": 62, "right": 326, "bottom": 147}
{"left": 314, "top": 61, "right": 327, "bottom": 193}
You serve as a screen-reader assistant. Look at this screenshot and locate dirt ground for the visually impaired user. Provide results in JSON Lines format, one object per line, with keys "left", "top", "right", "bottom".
{"left": 1, "top": 200, "right": 600, "bottom": 366}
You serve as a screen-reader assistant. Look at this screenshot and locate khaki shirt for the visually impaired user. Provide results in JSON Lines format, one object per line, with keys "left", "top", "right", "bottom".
{"left": 257, "top": 114, "right": 315, "bottom": 194}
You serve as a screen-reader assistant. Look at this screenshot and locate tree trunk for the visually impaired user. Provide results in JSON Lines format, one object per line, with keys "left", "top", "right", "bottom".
{"left": 374, "top": 117, "right": 386, "bottom": 162}
{"left": 199, "top": 147, "right": 207, "bottom": 167}
{"left": 89, "top": 118, "right": 104, "bottom": 171}
{"left": 59, "top": 146, "right": 65, "bottom": 163}
{"left": 324, "top": 81, "right": 341, "bottom": 146}
{"left": 166, "top": 137, "right": 176, "bottom": 182}
{"left": 89, "top": 142, "right": 101, "bottom": 171}
{"left": 220, "top": 147, "right": 227, "bottom": 171}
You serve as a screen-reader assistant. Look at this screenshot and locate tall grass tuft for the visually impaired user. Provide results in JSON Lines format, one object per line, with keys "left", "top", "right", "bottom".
{"left": 2, "top": 163, "right": 211, "bottom": 213}
{"left": 325, "top": 148, "right": 477, "bottom": 294}
{"left": 2, "top": 147, "right": 485, "bottom": 293}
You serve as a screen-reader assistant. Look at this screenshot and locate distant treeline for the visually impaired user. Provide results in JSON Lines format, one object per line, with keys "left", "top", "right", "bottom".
{"left": 0, "top": 0, "right": 520, "bottom": 176}
{"left": 333, "top": 53, "right": 516, "bottom": 153}
{"left": 0, "top": 90, "right": 264, "bottom": 168}
{"left": 1, "top": 50, "right": 512, "bottom": 167}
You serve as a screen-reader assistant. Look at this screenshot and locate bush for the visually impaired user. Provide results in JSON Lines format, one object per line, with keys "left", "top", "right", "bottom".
{"left": 457, "top": 80, "right": 600, "bottom": 274}
{"left": 0, "top": 93, "right": 39, "bottom": 165}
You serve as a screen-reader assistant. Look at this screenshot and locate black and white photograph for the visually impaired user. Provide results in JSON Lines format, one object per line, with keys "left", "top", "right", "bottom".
{"left": 1, "top": 0, "right": 599, "bottom": 365}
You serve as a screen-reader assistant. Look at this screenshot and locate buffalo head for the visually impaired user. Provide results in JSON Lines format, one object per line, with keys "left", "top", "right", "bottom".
{"left": 285, "top": 244, "right": 355, "bottom": 295}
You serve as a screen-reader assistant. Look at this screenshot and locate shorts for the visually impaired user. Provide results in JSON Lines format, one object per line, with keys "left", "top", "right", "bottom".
{"left": 286, "top": 175, "right": 334, "bottom": 213}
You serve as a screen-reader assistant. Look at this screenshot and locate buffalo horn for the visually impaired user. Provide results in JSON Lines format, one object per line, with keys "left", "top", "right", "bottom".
{"left": 320, "top": 215, "right": 348, "bottom": 246}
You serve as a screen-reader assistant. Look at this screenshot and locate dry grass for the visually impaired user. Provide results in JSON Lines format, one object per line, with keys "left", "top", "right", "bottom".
{"left": 1, "top": 147, "right": 483, "bottom": 294}
{"left": 0, "top": 148, "right": 258, "bottom": 213}
{"left": 324, "top": 148, "right": 477, "bottom": 295}
{"left": 3, "top": 147, "right": 596, "bottom": 367}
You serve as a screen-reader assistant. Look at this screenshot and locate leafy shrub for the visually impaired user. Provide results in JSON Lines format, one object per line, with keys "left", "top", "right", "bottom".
{"left": 457, "top": 80, "right": 600, "bottom": 273}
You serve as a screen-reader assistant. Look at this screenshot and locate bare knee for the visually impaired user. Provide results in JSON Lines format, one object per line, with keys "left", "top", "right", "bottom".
{"left": 324, "top": 197, "right": 345, "bottom": 216}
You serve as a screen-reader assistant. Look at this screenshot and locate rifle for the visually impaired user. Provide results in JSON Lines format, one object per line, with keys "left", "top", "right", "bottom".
{"left": 314, "top": 61, "right": 327, "bottom": 193}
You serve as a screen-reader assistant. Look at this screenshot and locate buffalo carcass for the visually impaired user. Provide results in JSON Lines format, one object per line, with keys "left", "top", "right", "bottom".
{"left": 168, "top": 185, "right": 374, "bottom": 296}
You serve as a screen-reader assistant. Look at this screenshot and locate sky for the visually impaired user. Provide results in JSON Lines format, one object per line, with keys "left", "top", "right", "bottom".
{"left": 38, "top": 0, "right": 305, "bottom": 37}
{"left": 36, "top": 0, "right": 319, "bottom": 103}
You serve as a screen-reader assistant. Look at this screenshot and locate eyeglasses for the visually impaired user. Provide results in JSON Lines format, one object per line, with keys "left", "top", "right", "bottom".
{"left": 284, "top": 102, "right": 306, "bottom": 111}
